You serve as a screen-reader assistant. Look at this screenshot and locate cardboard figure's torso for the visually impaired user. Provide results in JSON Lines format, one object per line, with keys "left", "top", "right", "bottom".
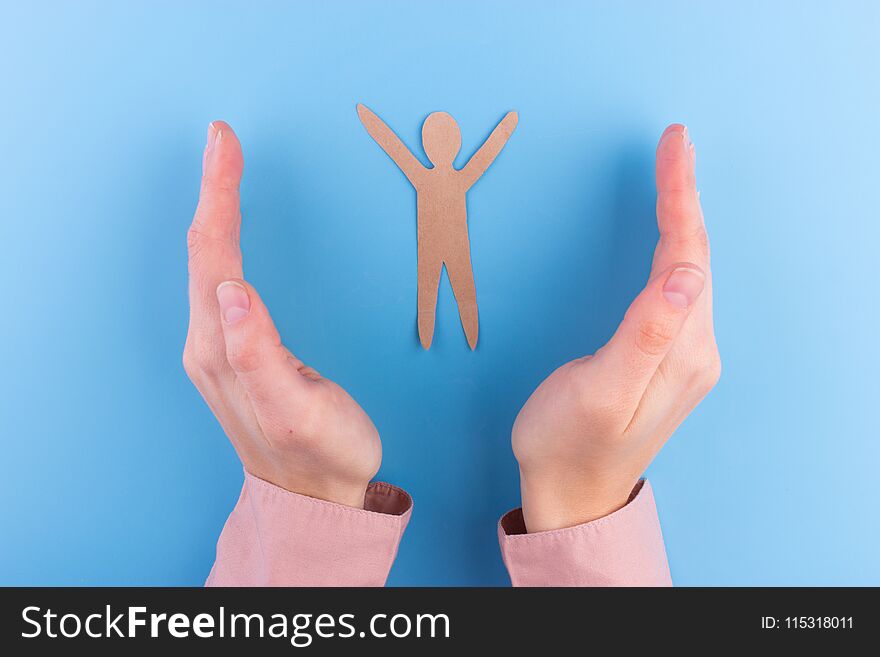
{"left": 416, "top": 168, "right": 468, "bottom": 242}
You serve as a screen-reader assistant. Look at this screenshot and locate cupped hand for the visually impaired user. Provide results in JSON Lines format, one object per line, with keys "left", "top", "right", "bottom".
{"left": 183, "top": 122, "right": 381, "bottom": 508}
{"left": 512, "top": 124, "right": 721, "bottom": 532}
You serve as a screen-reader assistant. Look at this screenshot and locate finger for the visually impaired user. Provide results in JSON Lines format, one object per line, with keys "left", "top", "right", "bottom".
{"left": 591, "top": 263, "right": 706, "bottom": 401}
{"left": 216, "top": 279, "right": 313, "bottom": 414}
{"left": 194, "top": 120, "right": 245, "bottom": 240}
{"left": 185, "top": 121, "right": 245, "bottom": 374}
{"left": 652, "top": 124, "right": 708, "bottom": 277}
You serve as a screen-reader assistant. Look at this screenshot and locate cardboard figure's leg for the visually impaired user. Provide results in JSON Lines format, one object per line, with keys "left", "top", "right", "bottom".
{"left": 418, "top": 253, "right": 443, "bottom": 349}
{"left": 445, "top": 248, "right": 479, "bottom": 350}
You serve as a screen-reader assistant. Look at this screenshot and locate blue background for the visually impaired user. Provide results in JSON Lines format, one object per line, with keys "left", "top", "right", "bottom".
{"left": 1, "top": 1, "right": 878, "bottom": 585}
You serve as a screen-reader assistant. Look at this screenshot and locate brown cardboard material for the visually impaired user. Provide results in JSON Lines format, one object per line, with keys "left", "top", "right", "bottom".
{"left": 357, "top": 104, "right": 518, "bottom": 350}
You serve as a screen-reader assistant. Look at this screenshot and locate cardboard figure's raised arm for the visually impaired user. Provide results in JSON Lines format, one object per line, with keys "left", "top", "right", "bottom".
{"left": 460, "top": 111, "right": 518, "bottom": 190}
{"left": 357, "top": 104, "right": 425, "bottom": 186}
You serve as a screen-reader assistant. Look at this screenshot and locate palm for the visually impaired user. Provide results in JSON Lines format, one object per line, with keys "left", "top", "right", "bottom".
{"left": 184, "top": 122, "right": 382, "bottom": 508}
{"left": 511, "top": 125, "right": 720, "bottom": 532}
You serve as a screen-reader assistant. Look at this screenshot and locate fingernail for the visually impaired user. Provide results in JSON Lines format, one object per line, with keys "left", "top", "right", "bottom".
{"left": 202, "top": 122, "right": 220, "bottom": 174}
{"left": 663, "top": 266, "right": 705, "bottom": 309}
{"left": 206, "top": 122, "right": 221, "bottom": 152}
{"left": 659, "top": 126, "right": 690, "bottom": 154}
{"left": 217, "top": 281, "right": 250, "bottom": 324}
{"left": 686, "top": 127, "right": 696, "bottom": 164}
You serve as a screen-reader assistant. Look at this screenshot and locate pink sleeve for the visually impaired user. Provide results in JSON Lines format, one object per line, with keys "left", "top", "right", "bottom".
{"left": 206, "top": 471, "right": 412, "bottom": 587}
{"left": 498, "top": 479, "right": 672, "bottom": 587}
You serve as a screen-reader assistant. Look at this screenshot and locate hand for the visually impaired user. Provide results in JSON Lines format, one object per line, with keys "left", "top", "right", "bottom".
{"left": 183, "top": 122, "right": 381, "bottom": 508}
{"left": 512, "top": 124, "right": 721, "bottom": 532}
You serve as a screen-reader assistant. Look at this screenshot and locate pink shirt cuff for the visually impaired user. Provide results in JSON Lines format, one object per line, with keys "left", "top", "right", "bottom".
{"left": 498, "top": 479, "right": 672, "bottom": 587}
{"left": 206, "top": 471, "right": 412, "bottom": 587}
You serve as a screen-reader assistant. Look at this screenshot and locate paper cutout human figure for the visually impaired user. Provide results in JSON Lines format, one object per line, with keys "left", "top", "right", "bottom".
{"left": 357, "top": 104, "right": 518, "bottom": 350}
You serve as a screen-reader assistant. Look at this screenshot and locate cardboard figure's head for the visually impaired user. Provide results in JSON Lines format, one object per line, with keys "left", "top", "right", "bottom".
{"left": 422, "top": 112, "right": 461, "bottom": 167}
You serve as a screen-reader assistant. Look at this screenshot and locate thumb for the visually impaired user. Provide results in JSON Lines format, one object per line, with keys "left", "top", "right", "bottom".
{"left": 216, "top": 279, "right": 311, "bottom": 407}
{"left": 593, "top": 263, "right": 705, "bottom": 400}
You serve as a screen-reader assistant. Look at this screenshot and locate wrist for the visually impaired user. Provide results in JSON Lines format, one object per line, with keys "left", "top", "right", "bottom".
{"left": 518, "top": 468, "right": 638, "bottom": 533}
{"left": 246, "top": 465, "right": 371, "bottom": 510}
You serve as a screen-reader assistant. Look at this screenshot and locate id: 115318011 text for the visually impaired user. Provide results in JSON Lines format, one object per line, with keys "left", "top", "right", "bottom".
{"left": 761, "top": 616, "right": 853, "bottom": 630}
